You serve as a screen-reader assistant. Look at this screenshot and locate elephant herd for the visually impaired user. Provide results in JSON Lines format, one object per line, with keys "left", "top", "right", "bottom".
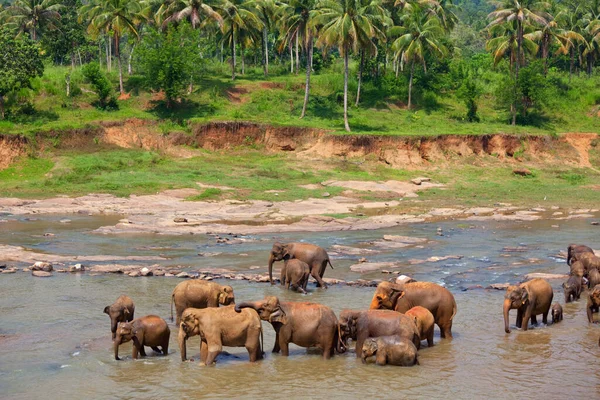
{"left": 105, "top": 242, "right": 458, "bottom": 367}
{"left": 104, "top": 241, "right": 600, "bottom": 367}
{"left": 503, "top": 244, "right": 600, "bottom": 345}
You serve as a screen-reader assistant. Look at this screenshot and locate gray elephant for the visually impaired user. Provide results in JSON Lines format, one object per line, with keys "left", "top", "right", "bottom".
{"left": 268, "top": 242, "right": 333, "bottom": 288}
{"left": 104, "top": 295, "right": 135, "bottom": 339}
{"left": 281, "top": 259, "right": 310, "bottom": 294}
{"left": 171, "top": 279, "right": 235, "bottom": 325}
{"left": 551, "top": 303, "right": 563, "bottom": 323}
{"left": 361, "top": 336, "right": 419, "bottom": 366}
{"left": 562, "top": 275, "right": 582, "bottom": 303}
{"left": 503, "top": 278, "right": 553, "bottom": 333}
{"left": 114, "top": 315, "right": 170, "bottom": 360}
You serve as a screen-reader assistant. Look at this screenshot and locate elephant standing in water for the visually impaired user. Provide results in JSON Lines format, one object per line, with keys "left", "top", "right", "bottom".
{"left": 171, "top": 279, "right": 235, "bottom": 325}
{"left": 268, "top": 242, "right": 333, "bottom": 288}
{"left": 503, "top": 278, "right": 553, "bottom": 333}
{"left": 369, "top": 281, "right": 457, "bottom": 339}
{"left": 104, "top": 295, "right": 135, "bottom": 339}
{"left": 114, "top": 315, "right": 170, "bottom": 360}
{"left": 567, "top": 244, "right": 594, "bottom": 266}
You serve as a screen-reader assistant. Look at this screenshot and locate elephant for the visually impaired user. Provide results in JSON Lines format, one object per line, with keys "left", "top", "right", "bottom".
{"left": 171, "top": 279, "right": 235, "bottom": 325}
{"left": 562, "top": 275, "right": 582, "bottom": 303}
{"left": 579, "top": 253, "right": 600, "bottom": 276}
{"left": 369, "top": 281, "right": 457, "bottom": 339}
{"left": 234, "top": 296, "right": 340, "bottom": 359}
{"left": 280, "top": 259, "right": 310, "bottom": 294}
{"left": 586, "top": 284, "right": 600, "bottom": 323}
{"left": 178, "top": 306, "right": 263, "bottom": 365}
{"left": 588, "top": 268, "right": 600, "bottom": 289}
{"left": 361, "top": 336, "right": 419, "bottom": 367}
{"left": 570, "top": 261, "right": 585, "bottom": 278}
{"left": 551, "top": 303, "right": 563, "bottom": 324}
{"left": 104, "top": 295, "right": 135, "bottom": 339}
{"left": 268, "top": 242, "right": 333, "bottom": 288}
{"left": 338, "top": 309, "right": 421, "bottom": 357}
{"left": 405, "top": 306, "right": 435, "bottom": 347}
{"left": 503, "top": 278, "right": 553, "bottom": 333}
{"left": 567, "top": 244, "right": 594, "bottom": 266}
{"left": 113, "top": 315, "right": 170, "bottom": 360}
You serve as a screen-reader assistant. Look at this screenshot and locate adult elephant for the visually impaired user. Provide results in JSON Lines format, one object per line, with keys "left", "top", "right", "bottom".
{"left": 567, "top": 244, "right": 594, "bottom": 266}
{"left": 171, "top": 280, "right": 235, "bottom": 325}
{"left": 234, "top": 296, "right": 340, "bottom": 359}
{"left": 369, "top": 281, "right": 457, "bottom": 339}
{"left": 503, "top": 278, "right": 553, "bottom": 333}
{"left": 178, "top": 306, "right": 263, "bottom": 365}
{"left": 338, "top": 309, "right": 421, "bottom": 356}
{"left": 268, "top": 242, "right": 333, "bottom": 288}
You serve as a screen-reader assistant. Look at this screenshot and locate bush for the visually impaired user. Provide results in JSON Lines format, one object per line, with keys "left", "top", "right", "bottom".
{"left": 82, "top": 62, "right": 117, "bottom": 110}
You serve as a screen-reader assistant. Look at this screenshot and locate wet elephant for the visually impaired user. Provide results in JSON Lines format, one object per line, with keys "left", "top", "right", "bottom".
{"left": 280, "top": 259, "right": 310, "bottom": 294}
{"left": 562, "top": 275, "right": 582, "bottom": 303}
{"left": 234, "top": 296, "right": 340, "bottom": 359}
{"left": 171, "top": 279, "right": 235, "bottom": 325}
{"left": 178, "top": 305, "right": 263, "bottom": 365}
{"left": 104, "top": 295, "right": 135, "bottom": 339}
{"left": 503, "top": 278, "right": 553, "bottom": 333}
{"left": 361, "top": 336, "right": 419, "bottom": 366}
{"left": 338, "top": 309, "right": 421, "bottom": 356}
{"left": 369, "top": 281, "right": 457, "bottom": 338}
{"left": 567, "top": 244, "right": 594, "bottom": 266}
{"left": 405, "top": 306, "right": 435, "bottom": 347}
{"left": 114, "top": 315, "right": 170, "bottom": 360}
{"left": 587, "top": 284, "right": 600, "bottom": 323}
{"left": 268, "top": 242, "right": 333, "bottom": 288}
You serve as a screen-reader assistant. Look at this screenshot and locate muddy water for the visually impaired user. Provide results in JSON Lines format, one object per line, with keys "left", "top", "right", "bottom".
{"left": 1, "top": 215, "right": 600, "bottom": 398}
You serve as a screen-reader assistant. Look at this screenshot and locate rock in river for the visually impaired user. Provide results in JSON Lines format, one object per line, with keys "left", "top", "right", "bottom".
{"left": 32, "top": 271, "right": 53, "bottom": 277}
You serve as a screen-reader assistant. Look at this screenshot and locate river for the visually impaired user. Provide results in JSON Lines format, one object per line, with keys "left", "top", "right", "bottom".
{"left": 1, "top": 214, "right": 599, "bottom": 398}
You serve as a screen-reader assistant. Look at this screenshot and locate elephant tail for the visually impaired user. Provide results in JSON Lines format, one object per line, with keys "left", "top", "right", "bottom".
{"left": 450, "top": 298, "right": 458, "bottom": 321}
{"left": 327, "top": 259, "right": 334, "bottom": 270}
{"left": 260, "top": 325, "right": 264, "bottom": 357}
{"left": 170, "top": 293, "right": 174, "bottom": 322}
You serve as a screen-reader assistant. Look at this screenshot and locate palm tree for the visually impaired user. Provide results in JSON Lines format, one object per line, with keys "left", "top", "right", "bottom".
{"left": 80, "top": 0, "right": 145, "bottom": 94}
{"left": 158, "top": 0, "right": 222, "bottom": 29}
{"left": 314, "top": 0, "right": 387, "bottom": 132}
{"left": 559, "top": 3, "right": 587, "bottom": 80}
{"left": 4, "top": 0, "right": 63, "bottom": 41}
{"left": 220, "top": 0, "right": 264, "bottom": 80}
{"left": 427, "top": 0, "right": 459, "bottom": 32}
{"left": 584, "top": 18, "right": 600, "bottom": 76}
{"left": 391, "top": 5, "right": 446, "bottom": 110}
{"left": 279, "top": 0, "right": 318, "bottom": 117}
{"left": 255, "top": 0, "right": 278, "bottom": 76}
{"left": 488, "top": 0, "right": 549, "bottom": 125}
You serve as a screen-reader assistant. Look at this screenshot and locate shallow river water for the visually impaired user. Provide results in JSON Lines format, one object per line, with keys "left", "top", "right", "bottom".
{"left": 1, "top": 214, "right": 600, "bottom": 399}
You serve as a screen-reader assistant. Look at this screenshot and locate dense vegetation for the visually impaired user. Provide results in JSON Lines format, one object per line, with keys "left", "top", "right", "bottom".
{"left": 0, "top": 0, "right": 598, "bottom": 135}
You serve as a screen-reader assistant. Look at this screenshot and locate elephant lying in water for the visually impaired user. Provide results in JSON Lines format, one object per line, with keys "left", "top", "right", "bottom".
{"left": 361, "top": 336, "right": 419, "bottom": 366}
{"left": 178, "top": 306, "right": 263, "bottom": 365}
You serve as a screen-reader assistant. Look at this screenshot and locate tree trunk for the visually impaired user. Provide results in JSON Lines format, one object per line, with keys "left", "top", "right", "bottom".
{"left": 241, "top": 47, "right": 245, "bottom": 75}
{"left": 0, "top": 94, "right": 4, "bottom": 120}
{"left": 289, "top": 41, "right": 293, "bottom": 73}
{"left": 263, "top": 27, "right": 268, "bottom": 76}
{"left": 108, "top": 36, "right": 112, "bottom": 73}
{"left": 116, "top": 36, "right": 124, "bottom": 94}
{"left": 220, "top": 41, "right": 224, "bottom": 64}
{"left": 569, "top": 47, "right": 574, "bottom": 82}
{"left": 128, "top": 44, "right": 134, "bottom": 75}
{"left": 542, "top": 33, "right": 549, "bottom": 75}
{"left": 343, "top": 48, "right": 351, "bottom": 132}
{"left": 231, "top": 29, "right": 236, "bottom": 81}
{"left": 99, "top": 41, "right": 102, "bottom": 68}
{"left": 65, "top": 72, "right": 71, "bottom": 97}
{"left": 408, "top": 61, "right": 414, "bottom": 110}
{"left": 587, "top": 53, "right": 593, "bottom": 77}
{"left": 355, "top": 49, "right": 364, "bottom": 107}
{"left": 78, "top": 50, "right": 82, "bottom": 67}
{"left": 512, "top": 21, "right": 522, "bottom": 126}
{"left": 295, "top": 32, "right": 299, "bottom": 75}
{"left": 71, "top": 52, "right": 76, "bottom": 69}
{"left": 300, "top": 34, "right": 313, "bottom": 119}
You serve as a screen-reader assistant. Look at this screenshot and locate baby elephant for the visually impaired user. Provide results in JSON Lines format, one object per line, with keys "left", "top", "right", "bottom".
{"left": 588, "top": 268, "right": 600, "bottom": 289}
{"left": 361, "top": 336, "right": 419, "bottom": 367}
{"left": 114, "top": 315, "right": 170, "bottom": 360}
{"left": 281, "top": 259, "right": 310, "bottom": 294}
{"left": 551, "top": 303, "right": 563, "bottom": 323}
{"left": 405, "top": 306, "right": 435, "bottom": 347}
{"left": 104, "top": 295, "right": 135, "bottom": 339}
{"left": 562, "top": 275, "right": 582, "bottom": 303}
{"left": 587, "top": 284, "right": 600, "bottom": 323}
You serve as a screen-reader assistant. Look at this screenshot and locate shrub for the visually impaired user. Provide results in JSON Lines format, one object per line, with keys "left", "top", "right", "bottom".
{"left": 82, "top": 62, "right": 117, "bottom": 110}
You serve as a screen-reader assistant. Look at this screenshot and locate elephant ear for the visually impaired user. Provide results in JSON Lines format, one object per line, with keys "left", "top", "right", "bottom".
{"left": 123, "top": 308, "right": 130, "bottom": 316}
{"left": 103, "top": 306, "right": 110, "bottom": 314}
{"left": 269, "top": 308, "right": 288, "bottom": 325}
{"left": 521, "top": 288, "right": 529, "bottom": 304}
{"left": 390, "top": 289, "right": 405, "bottom": 303}
{"left": 282, "top": 245, "right": 291, "bottom": 260}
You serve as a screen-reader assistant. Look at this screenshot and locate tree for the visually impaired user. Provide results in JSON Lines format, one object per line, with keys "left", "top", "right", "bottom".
{"left": 39, "top": 0, "right": 87, "bottom": 66}
{"left": 220, "top": 0, "right": 264, "bottom": 80}
{"left": 255, "top": 0, "right": 278, "bottom": 76}
{"left": 488, "top": 0, "right": 549, "bottom": 125}
{"left": 80, "top": 0, "right": 145, "bottom": 94}
{"left": 0, "top": 28, "right": 44, "bottom": 119}
{"left": 3, "top": 0, "right": 63, "bottom": 41}
{"left": 314, "top": 0, "right": 388, "bottom": 131}
{"left": 82, "top": 61, "right": 117, "bottom": 109}
{"left": 159, "top": 0, "right": 222, "bottom": 29}
{"left": 391, "top": 5, "right": 447, "bottom": 109}
{"left": 136, "top": 23, "right": 200, "bottom": 108}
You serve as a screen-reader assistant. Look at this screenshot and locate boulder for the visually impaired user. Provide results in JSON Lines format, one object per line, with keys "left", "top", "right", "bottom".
{"left": 32, "top": 271, "right": 52, "bottom": 277}
{"left": 164, "top": 273, "right": 175, "bottom": 277}
{"left": 487, "top": 283, "right": 510, "bottom": 290}
{"left": 410, "top": 177, "right": 431, "bottom": 185}
{"left": 176, "top": 272, "right": 190, "bottom": 278}
{"left": 69, "top": 264, "right": 85, "bottom": 273}
{"left": 129, "top": 271, "right": 141, "bottom": 277}
{"left": 396, "top": 275, "right": 416, "bottom": 284}
{"left": 350, "top": 262, "right": 398, "bottom": 273}
{"left": 174, "top": 217, "right": 188, "bottom": 223}
{"left": 154, "top": 270, "right": 165, "bottom": 277}
{"left": 32, "top": 262, "right": 53, "bottom": 272}
{"left": 1, "top": 268, "right": 17, "bottom": 274}
{"left": 513, "top": 168, "right": 532, "bottom": 176}
{"left": 524, "top": 273, "right": 569, "bottom": 280}
{"left": 140, "top": 267, "right": 153, "bottom": 277}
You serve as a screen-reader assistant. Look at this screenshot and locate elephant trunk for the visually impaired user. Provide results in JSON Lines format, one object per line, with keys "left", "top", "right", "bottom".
{"left": 369, "top": 295, "right": 380, "bottom": 310}
{"left": 178, "top": 326, "right": 187, "bottom": 361}
{"left": 111, "top": 319, "right": 117, "bottom": 339}
{"left": 268, "top": 254, "right": 275, "bottom": 285}
{"left": 503, "top": 299, "right": 512, "bottom": 334}
{"left": 336, "top": 324, "right": 347, "bottom": 354}
{"left": 235, "top": 301, "right": 258, "bottom": 314}
{"left": 113, "top": 338, "right": 121, "bottom": 360}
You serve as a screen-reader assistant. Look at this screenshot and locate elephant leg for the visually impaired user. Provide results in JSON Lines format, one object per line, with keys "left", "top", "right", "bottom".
{"left": 246, "top": 329, "right": 262, "bottom": 362}
{"left": 162, "top": 338, "right": 169, "bottom": 356}
{"left": 272, "top": 331, "right": 281, "bottom": 353}
{"left": 295, "top": 283, "right": 307, "bottom": 295}
{"left": 516, "top": 308, "right": 523, "bottom": 329}
{"left": 375, "top": 352, "right": 387, "bottom": 366}
{"left": 310, "top": 266, "right": 328, "bottom": 288}
{"left": 151, "top": 346, "right": 161, "bottom": 353}
{"left": 205, "top": 342, "right": 223, "bottom": 365}
{"left": 531, "top": 315, "right": 538, "bottom": 326}
{"left": 427, "top": 327, "right": 434, "bottom": 347}
{"left": 132, "top": 344, "right": 140, "bottom": 359}
{"left": 522, "top": 308, "right": 532, "bottom": 331}
{"left": 139, "top": 345, "right": 147, "bottom": 357}
{"left": 200, "top": 341, "right": 208, "bottom": 363}
{"left": 321, "top": 335, "right": 334, "bottom": 360}
{"left": 542, "top": 311, "right": 549, "bottom": 325}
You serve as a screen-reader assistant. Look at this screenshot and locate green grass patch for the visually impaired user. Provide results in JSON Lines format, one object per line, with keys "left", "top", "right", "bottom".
{"left": 186, "top": 188, "right": 223, "bottom": 201}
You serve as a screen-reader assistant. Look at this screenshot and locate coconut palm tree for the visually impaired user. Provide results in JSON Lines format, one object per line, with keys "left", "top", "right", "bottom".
{"left": 583, "top": 17, "right": 600, "bottom": 76}
{"left": 80, "top": 0, "right": 145, "bottom": 94}
{"left": 488, "top": 0, "right": 549, "bottom": 125}
{"left": 427, "top": 0, "right": 459, "bottom": 32}
{"left": 314, "top": 0, "right": 388, "bottom": 132}
{"left": 158, "top": 0, "right": 222, "bottom": 29}
{"left": 220, "top": 0, "right": 264, "bottom": 80}
{"left": 391, "top": 5, "right": 447, "bottom": 110}
{"left": 279, "top": 0, "right": 318, "bottom": 117}
{"left": 3, "top": 0, "right": 63, "bottom": 41}
{"left": 255, "top": 0, "right": 278, "bottom": 76}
